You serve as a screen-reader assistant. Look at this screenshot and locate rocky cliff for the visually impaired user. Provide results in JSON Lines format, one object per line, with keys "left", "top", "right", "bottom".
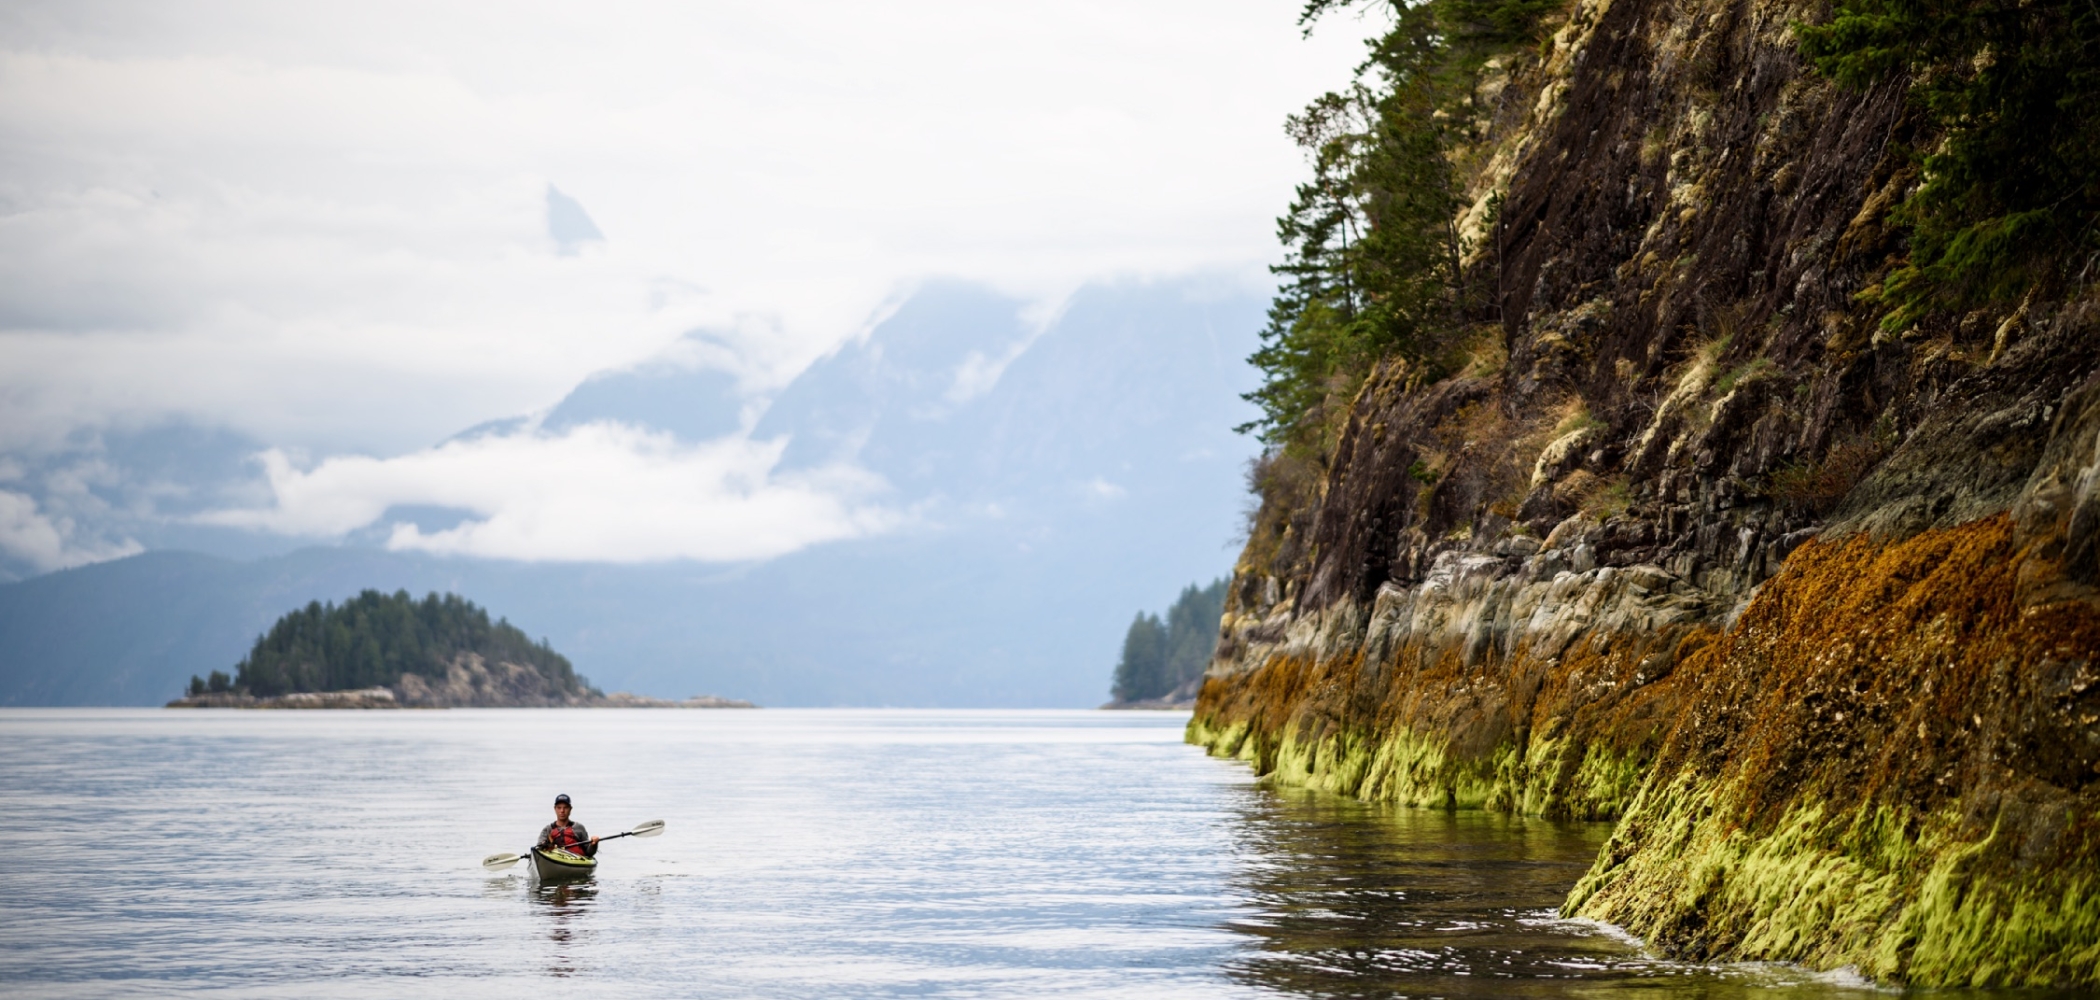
{"left": 1192, "top": 0, "right": 2100, "bottom": 987}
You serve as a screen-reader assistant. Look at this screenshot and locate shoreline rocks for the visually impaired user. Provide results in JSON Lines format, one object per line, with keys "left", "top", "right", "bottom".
{"left": 1099, "top": 698, "right": 1196, "bottom": 711}
{"left": 591, "top": 692, "right": 758, "bottom": 709}
{"left": 167, "top": 657, "right": 759, "bottom": 710}
{"left": 166, "top": 689, "right": 759, "bottom": 709}
{"left": 1102, "top": 675, "right": 1203, "bottom": 710}
{"left": 168, "top": 687, "right": 402, "bottom": 709}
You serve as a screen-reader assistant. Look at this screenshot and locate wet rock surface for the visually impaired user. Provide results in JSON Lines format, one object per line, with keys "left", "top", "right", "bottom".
{"left": 1191, "top": 0, "right": 2100, "bottom": 986}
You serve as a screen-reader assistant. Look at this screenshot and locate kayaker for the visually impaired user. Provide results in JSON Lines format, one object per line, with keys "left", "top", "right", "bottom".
{"left": 537, "top": 793, "right": 599, "bottom": 857}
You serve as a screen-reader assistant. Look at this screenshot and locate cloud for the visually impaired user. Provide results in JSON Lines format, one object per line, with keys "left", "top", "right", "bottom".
{"left": 0, "top": 1, "right": 1376, "bottom": 456}
{"left": 0, "top": 489, "right": 143, "bottom": 573}
{"left": 1083, "top": 478, "right": 1126, "bottom": 501}
{"left": 0, "top": 1, "right": 1382, "bottom": 571}
{"left": 201, "top": 422, "right": 896, "bottom": 563}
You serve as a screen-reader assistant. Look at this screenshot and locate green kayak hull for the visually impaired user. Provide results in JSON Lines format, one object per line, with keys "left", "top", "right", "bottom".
{"left": 532, "top": 846, "right": 596, "bottom": 880}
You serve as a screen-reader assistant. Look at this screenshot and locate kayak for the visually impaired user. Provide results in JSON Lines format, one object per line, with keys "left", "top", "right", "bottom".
{"left": 531, "top": 846, "right": 597, "bottom": 880}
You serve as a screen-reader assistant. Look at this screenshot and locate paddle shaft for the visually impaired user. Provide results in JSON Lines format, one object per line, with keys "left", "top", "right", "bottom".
{"left": 526, "top": 829, "right": 641, "bottom": 856}
{"left": 485, "top": 820, "right": 661, "bottom": 869}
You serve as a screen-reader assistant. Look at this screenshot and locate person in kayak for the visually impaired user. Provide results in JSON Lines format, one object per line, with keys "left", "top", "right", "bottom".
{"left": 537, "top": 793, "right": 599, "bottom": 857}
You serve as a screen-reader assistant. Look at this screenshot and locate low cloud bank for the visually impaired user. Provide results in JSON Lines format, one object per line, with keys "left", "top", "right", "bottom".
{"left": 203, "top": 422, "right": 896, "bottom": 563}
{"left": 0, "top": 489, "right": 143, "bottom": 573}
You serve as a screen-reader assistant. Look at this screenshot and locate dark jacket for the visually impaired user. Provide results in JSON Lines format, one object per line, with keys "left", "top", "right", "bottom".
{"left": 537, "top": 820, "right": 595, "bottom": 856}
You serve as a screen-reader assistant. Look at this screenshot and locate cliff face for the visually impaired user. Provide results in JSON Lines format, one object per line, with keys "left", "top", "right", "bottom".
{"left": 1192, "top": 0, "right": 2100, "bottom": 987}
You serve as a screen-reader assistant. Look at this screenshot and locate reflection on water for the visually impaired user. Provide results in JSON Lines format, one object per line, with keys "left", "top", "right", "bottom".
{"left": 529, "top": 877, "right": 596, "bottom": 977}
{"left": 1226, "top": 786, "right": 2076, "bottom": 999}
{"left": 1229, "top": 788, "right": 1640, "bottom": 997}
{"left": 0, "top": 709, "right": 2080, "bottom": 998}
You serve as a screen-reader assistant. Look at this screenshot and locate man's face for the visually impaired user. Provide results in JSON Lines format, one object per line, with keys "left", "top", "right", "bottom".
{"left": 554, "top": 802, "right": 571, "bottom": 823}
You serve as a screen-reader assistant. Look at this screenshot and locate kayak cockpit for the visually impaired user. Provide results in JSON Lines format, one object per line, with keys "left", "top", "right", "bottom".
{"left": 531, "top": 846, "right": 596, "bottom": 880}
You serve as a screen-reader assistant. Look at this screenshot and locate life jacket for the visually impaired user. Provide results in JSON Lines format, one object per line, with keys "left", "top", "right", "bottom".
{"left": 546, "top": 822, "right": 585, "bottom": 852}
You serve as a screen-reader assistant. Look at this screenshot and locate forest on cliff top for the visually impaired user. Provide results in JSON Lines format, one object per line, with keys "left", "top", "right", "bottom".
{"left": 1247, "top": 0, "right": 2097, "bottom": 460}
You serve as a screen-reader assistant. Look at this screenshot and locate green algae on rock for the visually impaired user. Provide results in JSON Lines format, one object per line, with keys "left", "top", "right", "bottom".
{"left": 1565, "top": 518, "right": 2100, "bottom": 986}
{"left": 1190, "top": 0, "right": 2100, "bottom": 987}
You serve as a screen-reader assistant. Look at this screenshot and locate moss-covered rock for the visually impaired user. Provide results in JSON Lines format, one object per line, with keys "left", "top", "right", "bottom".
{"left": 1189, "top": 0, "right": 2100, "bottom": 985}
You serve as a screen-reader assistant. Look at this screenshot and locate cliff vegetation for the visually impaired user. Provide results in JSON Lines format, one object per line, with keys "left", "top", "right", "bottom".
{"left": 1192, "top": 0, "right": 2100, "bottom": 987}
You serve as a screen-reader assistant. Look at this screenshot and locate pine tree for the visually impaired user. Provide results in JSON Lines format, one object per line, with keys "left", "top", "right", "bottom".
{"left": 1112, "top": 613, "right": 1168, "bottom": 703}
{"left": 231, "top": 590, "right": 591, "bottom": 697}
{"left": 1109, "top": 578, "right": 1230, "bottom": 702}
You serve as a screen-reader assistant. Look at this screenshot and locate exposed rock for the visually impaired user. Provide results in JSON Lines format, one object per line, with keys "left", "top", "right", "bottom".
{"left": 168, "top": 687, "right": 399, "bottom": 709}
{"left": 1102, "top": 676, "right": 1202, "bottom": 710}
{"left": 1189, "top": 0, "right": 2100, "bottom": 987}
{"left": 593, "top": 692, "right": 758, "bottom": 709}
{"left": 168, "top": 654, "right": 759, "bottom": 709}
{"left": 391, "top": 653, "right": 595, "bottom": 708}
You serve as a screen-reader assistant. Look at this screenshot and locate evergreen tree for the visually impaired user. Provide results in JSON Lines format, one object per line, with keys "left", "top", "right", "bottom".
{"left": 1244, "top": 0, "right": 1560, "bottom": 448}
{"left": 1798, "top": 0, "right": 2100, "bottom": 330}
{"left": 231, "top": 589, "right": 592, "bottom": 697}
{"left": 1161, "top": 578, "right": 1230, "bottom": 693}
{"left": 1112, "top": 612, "right": 1167, "bottom": 703}
{"left": 1110, "top": 578, "right": 1230, "bottom": 702}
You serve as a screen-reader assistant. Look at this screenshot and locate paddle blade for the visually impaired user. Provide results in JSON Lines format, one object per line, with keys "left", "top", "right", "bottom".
{"left": 481, "top": 852, "right": 524, "bottom": 871}
{"left": 630, "top": 819, "right": 666, "bottom": 838}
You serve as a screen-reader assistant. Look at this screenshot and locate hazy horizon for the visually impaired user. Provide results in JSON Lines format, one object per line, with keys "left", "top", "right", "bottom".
{"left": 0, "top": 0, "right": 1387, "bottom": 584}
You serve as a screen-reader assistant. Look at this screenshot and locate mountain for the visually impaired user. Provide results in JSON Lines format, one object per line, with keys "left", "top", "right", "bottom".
{"left": 0, "top": 276, "right": 1265, "bottom": 706}
{"left": 0, "top": 422, "right": 303, "bottom": 584}
{"left": 543, "top": 362, "right": 743, "bottom": 443}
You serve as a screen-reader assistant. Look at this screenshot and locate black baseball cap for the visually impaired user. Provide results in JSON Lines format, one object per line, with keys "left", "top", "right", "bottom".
{"left": 554, "top": 793, "right": 571, "bottom": 805}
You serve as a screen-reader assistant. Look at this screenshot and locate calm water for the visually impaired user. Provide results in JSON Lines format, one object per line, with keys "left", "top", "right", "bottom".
{"left": 0, "top": 709, "right": 2039, "bottom": 998}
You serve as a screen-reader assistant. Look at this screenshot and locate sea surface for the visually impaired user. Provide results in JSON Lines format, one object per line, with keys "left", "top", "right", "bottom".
{"left": 0, "top": 709, "right": 2057, "bottom": 998}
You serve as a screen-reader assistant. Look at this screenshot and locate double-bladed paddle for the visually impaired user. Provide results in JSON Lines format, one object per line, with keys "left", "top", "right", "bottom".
{"left": 481, "top": 819, "right": 666, "bottom": 871}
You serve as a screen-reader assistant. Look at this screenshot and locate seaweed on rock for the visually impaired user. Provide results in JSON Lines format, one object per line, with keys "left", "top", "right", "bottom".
{"left": 1192, "top": 0, "right": 2100, "bottom": 986}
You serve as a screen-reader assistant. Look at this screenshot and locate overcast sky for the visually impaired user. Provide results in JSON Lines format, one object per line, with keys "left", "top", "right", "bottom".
{"left": 0, "top": 0, "right": 1380, "bottom": 571}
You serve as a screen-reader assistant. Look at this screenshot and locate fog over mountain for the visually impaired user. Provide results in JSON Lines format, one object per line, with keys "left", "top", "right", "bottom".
{"left": 0, "top": 277, "right": 1265, "bottom": 706}
{"left": 0, "top": 0, "right": 1377, "bottom": 707}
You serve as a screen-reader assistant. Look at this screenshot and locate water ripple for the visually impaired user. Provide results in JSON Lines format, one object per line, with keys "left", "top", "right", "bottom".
{"left": 0, "top": 709, "right": 2068, "bottom": 999}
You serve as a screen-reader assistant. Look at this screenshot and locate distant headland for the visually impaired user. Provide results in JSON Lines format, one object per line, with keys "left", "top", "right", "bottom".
{"left": 164, "top": 589, "right": 755, "bottom": 709}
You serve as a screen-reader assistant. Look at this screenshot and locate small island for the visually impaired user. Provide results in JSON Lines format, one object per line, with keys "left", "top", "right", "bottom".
{"left": 166, "top": 589, "right": 754, "bottom": 709}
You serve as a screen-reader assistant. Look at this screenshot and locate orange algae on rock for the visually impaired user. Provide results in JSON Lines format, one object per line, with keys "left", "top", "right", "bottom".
{"left": 1181, "top": 0, "right": 2100, "bottom": 981}
{"left": 1567, "top": 517, "right": 2100, "bottom": 986}
{"left": 1194, "top": 504, "right": 2100, "bottom": 985}
{"left": 1191, "top": 618, "right": 1695, "bottom": 820}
